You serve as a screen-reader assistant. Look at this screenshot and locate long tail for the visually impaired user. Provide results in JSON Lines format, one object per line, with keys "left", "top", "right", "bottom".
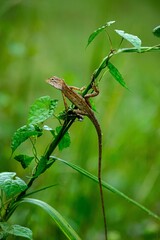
{"left": 98, "top": 133, "right": 108, "bottom": 240}
{"left": 94, "top": 119, "right": 108, "bottom": 240}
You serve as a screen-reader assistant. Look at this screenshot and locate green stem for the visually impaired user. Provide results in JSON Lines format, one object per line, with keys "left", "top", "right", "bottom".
{"left": 15, "top": 118, "right": 77, "bottom": 203}
{"left": 44, "top": 119, "right": 75, "bottom": 160}
{"left": 117, "top": 45, "right": 160, "bottom": 54}
{"left": 82, "top": 51, "right": 113, "bottom": 96}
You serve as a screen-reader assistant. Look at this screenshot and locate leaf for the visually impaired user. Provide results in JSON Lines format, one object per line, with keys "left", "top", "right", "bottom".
{"left": 153, "top": 25, "right": 160, "bottom": 38}
{"left": 0, "top": 222, "right": 32, "bottom": 239}
{"left": 25, "top": 184, "right": 57, "bottom": 197}
{"left": 0, "top": 172, "right": 27, "bottom": 199}
{"left": 14, "top": 154, "right": 34, "bottom": 169}
{"left": 115, "top": 29, "right": 142, "bottom": 50}
{"left": 55, "top": 157, "right": 160, "bottom": 221}
{"left": 11, "top": 124, "right": 43, "bottom": 152}
{"left": 107, "top": 61, "right": 128, "bottom": 89}
{"left": 51, "top": 126, "right": 71, "bottom": 151}
{"left": 28, "top": 96, "right": 58, "bottom": 125}
{"left": 87, "top": 20, "right": 115, "bottom": 47}
{"left": 19, "top": 198, "right": 81, "bottom": 240}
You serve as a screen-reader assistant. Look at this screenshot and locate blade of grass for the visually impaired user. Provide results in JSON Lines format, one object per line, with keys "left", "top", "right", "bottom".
{"left": 18, "top": 198, "right": 81, "bottom": 240}
{"left": 53, "top": 156, "right": 160, "bottom": 221}
{"left": 24, "top": 184, "right": 58, "bottom": 197}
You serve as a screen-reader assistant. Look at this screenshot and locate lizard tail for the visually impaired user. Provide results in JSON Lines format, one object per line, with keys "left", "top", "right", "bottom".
{"left": 94, "top": 119, "right": 108, "bottom": 240}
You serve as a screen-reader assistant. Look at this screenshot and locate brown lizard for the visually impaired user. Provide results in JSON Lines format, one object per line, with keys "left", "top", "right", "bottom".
{"left": 46, "top": 76, "right": 108, "bottom": 239}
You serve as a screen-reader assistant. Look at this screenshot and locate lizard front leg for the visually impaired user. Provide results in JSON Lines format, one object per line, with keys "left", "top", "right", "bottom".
{"left": 69, "top": 85, "right": 86, "bottom": 92}
{"left": 62, "top": 92, "right": 69, "bottom": 111}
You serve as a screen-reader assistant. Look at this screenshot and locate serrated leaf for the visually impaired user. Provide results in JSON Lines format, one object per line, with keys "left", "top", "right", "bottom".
{"left": 115, "top": 29, "right": 142, "bottom": 50}
{"left": 19, "top": 198, "right": 81, "bottom": 240}
{"left": 0, "top": 172, "right": 27, "bottom": 199}
{"left": 87, "top": 20, "right": 115, "bottom": 47}
{"left": 107, "top": 61, "right": 128, "bottom": 89}
{"left": 153, "top": 25, "right": 160, "bottom": 38}
{"left": 0, "top": 222, "right": 32, "bottom": 240}
{"left": 14, "top": 154, "right": 34, "bottom": 169}
{"left": 28, "top": 96, "right": 58, "bottom": 125}
{"left": 11, "top": 124, "right": 43, "bottom": 152}
{"left": 51, "top": 126, "right": 71, "bottom": 151}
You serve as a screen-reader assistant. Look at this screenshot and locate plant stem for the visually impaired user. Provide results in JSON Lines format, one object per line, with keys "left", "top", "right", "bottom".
{"left": 44, "top": 119, "right": 75, "bottom": 160}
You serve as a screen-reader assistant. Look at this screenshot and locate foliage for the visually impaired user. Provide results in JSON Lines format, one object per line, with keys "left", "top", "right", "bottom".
{"left": 0, "top": 19, "right": 160, "bottom": 240}
{"left": 0, "top": 222, "right": 32, "bottom": 240}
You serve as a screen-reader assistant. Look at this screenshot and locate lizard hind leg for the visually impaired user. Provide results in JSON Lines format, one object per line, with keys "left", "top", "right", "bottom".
{"left": 84, "top": 83, "right": 99, "bottom": 99}
{"left": 61, "top": 90, "right": 85, "bottom": 122}
{"left": 67, "top": 109, "right": 84, "bottom": 122}
{"left": 84, "top": 83, "right": 100, "bottom": 108}
{"left": 72, "top": 109, "right": 87, "bottom": 121}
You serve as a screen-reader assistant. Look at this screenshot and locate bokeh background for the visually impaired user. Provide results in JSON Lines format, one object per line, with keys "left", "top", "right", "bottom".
{"left": 0, "top": 0, "right": 160, "bottom": 239}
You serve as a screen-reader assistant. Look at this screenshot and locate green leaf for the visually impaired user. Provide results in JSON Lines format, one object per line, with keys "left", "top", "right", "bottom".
{"left": 0, "top": 172, "right": 27, "bottom": 199}
{"left": 153, "top": 25, "right": 160, "bottom": 38}
{"left": 87, "top": 20, "right": 115, "bottom": 47}
{"left": 0, "top": 222, "right": 32, "bottom": 239}
{"left": 107, "top": 61, "right": 128, "bottom": 89}
{"left": 28, "top": 96, "right": 58, "bottom": 125}
{"left": 11, "top": 124, "right": 43, "bottom": 152}
{"left": 14, "top": 154, "right": 34, "bottom": 169}
{"left": 115, "top": 29, "right": 142, "bottom": 50}
{"left": 19, "top": 198, "right": 81, "bottom": 240}
{"left": 55, "top": 157, "right": 160, "bottom": 221}
{"left": 25, "top": 184, "right": 57, "bottom": 197}
{"left": 51, "top": 126, "right": 71, "bottom": 151}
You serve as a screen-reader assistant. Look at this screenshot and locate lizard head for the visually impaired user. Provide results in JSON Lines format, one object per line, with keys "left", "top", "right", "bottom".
{"left": 46, "top": 76, "right": 64, "bottom": 90}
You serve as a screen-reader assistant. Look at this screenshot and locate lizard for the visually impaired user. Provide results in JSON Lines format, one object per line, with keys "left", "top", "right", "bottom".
{"left": 46, "top": 76, "right": 108, "bottom": 240}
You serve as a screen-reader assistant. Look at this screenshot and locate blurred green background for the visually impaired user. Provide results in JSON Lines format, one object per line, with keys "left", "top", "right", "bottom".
{"left": 0, "top": 0, "right": 160, "bottom": 239}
